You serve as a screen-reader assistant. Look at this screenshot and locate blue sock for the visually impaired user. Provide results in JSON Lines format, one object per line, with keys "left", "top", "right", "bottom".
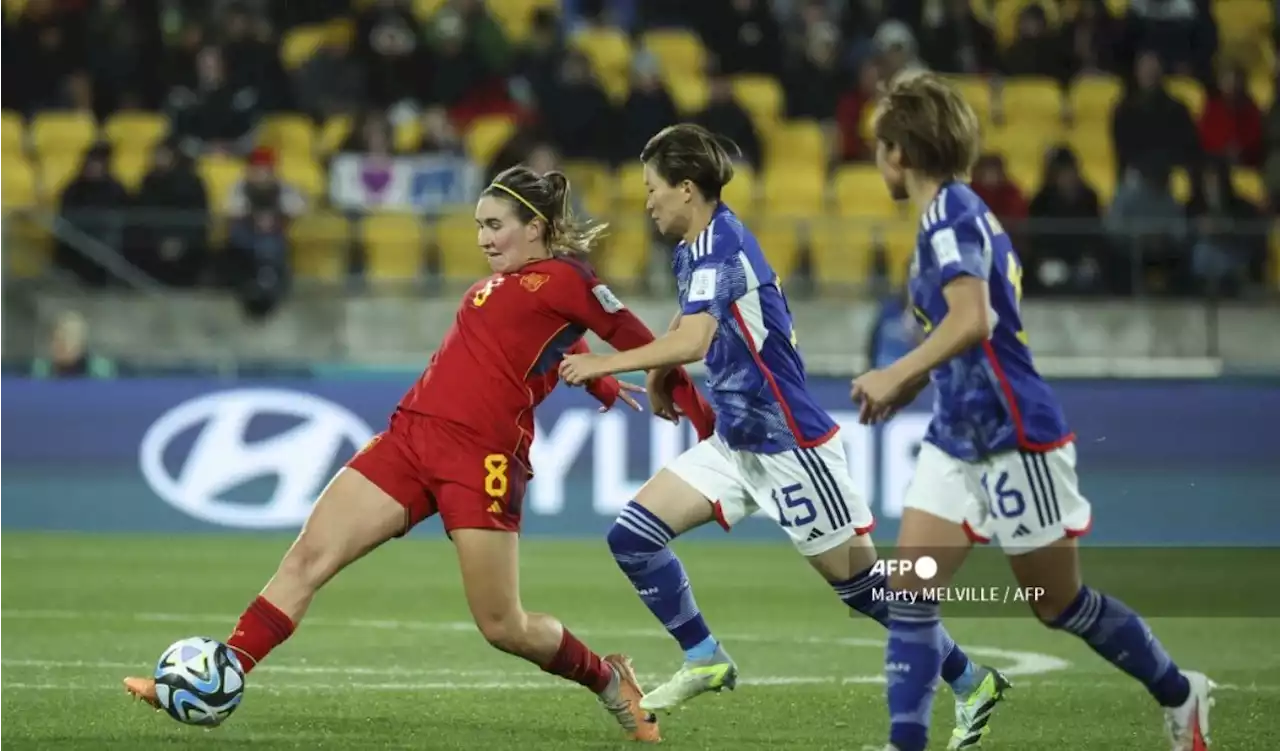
{"left": 1051, "top": 586, "right": 1190, "bottom": 707}
{"left": 835, "top": 568, "right": 980, "bottom": 694}
{"left": 885, "top": 599, "right": 945, "bottom": 751}
{"left": 607, "top": 501, "right": 716, "bottom": 660}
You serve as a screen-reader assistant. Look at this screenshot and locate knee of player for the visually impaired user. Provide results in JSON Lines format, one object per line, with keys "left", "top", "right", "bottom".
{"left": 1030, "top": 587, "right": 1080, "bottom": 626}
{"left": 474, "top": 609, "right": 529, "bottom": 654}
{"left": 606, "top": 504, "right": 674, "bottom": 560}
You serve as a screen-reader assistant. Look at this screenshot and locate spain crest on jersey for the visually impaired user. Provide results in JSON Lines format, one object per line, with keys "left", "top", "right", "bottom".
{"left": 520, "top": 272, "right": 549, "bottom": 292}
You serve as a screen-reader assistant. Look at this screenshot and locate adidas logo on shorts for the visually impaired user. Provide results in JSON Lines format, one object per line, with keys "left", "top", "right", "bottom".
{"left": 805, "top": 528, "right": 825, "bottom": 542}
{"left": 1011, "top": 523, "right": 1032, "bottom": 538}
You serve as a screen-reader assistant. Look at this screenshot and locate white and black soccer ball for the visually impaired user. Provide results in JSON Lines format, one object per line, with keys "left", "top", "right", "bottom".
{"left": 153, "top": 637, "right": 245, "bottom": 727}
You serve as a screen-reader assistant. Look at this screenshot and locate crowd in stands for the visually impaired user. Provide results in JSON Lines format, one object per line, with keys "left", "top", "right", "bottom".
{"left": 2, "top": 0, "right": 1277, "bottom": 310}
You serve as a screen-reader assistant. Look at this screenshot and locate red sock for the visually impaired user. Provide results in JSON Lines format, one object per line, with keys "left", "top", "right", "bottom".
{"left": 541, "top": 628, "right": 613, "bottom": 693}
{"left": 226, "top": 596, "right": 295, "bottom": 674}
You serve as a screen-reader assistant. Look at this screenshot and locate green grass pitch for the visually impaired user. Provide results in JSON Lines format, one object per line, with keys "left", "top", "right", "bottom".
{"left": 2, "top": 533, "right": 1276, "bottom": 749}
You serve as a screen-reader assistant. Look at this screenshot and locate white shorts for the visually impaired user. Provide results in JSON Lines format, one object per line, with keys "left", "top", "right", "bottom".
{"left": 904, "top": 441, "right": 1093, "bottom": 554}
{"left": 665, "top": 433, "right": 875, "bottom": 557}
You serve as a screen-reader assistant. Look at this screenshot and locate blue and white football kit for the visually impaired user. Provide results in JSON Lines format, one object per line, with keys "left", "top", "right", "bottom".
{"left": 904, "top": 183, "right": 1092, "bottom": 552}
{"left": 663, "top": 204, "right": 874, "bottom": 556}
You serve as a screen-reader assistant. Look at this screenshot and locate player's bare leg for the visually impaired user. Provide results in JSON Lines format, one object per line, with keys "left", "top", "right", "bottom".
{"left": 452, "top": 527, "right": 659, "bottom": 742}
{"left": 124, "top": 468, "right": 406, "bottom": 708}
{"left": 1008, "top": 537, "right": 1213, "bottom": 751}
{"left": 607, "top": 469, "right": 739, "bottom": 713}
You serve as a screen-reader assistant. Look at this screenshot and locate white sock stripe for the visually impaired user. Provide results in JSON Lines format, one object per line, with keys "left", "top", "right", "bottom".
{"left": 616, "top": 516, "right": 670, "bottom": 548}
{"left": 618, "top": 506, "right": 673, "bottom": 545}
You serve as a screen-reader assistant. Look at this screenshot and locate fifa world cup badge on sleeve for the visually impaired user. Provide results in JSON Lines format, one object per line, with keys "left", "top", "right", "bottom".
{"left": 688, "top": 268, "right": 716, "bottom": 302}
{"left": 592, "top": 284, "right": 625, "bottom": 312}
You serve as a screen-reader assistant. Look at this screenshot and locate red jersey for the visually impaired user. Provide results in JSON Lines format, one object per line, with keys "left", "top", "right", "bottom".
{"left": 398, "top": 255, "right": 711, "bottom": 470}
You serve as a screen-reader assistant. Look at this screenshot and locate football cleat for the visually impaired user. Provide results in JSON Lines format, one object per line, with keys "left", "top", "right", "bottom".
{"left": 948, "top": 666, "right": 1011, "bottom": 749}
{"left": 123, "top": 676, "right": 161, "bottom": 710}
{"left": 599, "top": 654, "right": 661, "bottom": 743}
{"left": 639, "top": 643, "right": 738, "bottom": 713}
{"left": 1164, "top": 670, "right": 1215, "bottom": 751}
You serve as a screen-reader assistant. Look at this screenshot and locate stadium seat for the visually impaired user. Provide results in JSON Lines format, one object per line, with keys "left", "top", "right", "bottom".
{"left": 487, "top": 0, "right": 556, "bottom": 43}
{"left": 571, "top": 27, "right": 632, "bottom": 102}
{"left": 1069, "top": 76, "right": 1122, "bottom": 122}
{"left": 1170, "top": 167, "right": 1192, "bottom": 203}
{"left": 1005, "top": 156, "right": 1044, "bottom": 196}
{"left": 278, "top": 155, "right": 325, "bottom": 203}
{"left": 1166, "top": 76, "right": 1204, "bottom": 116}
{"left": 732, "top": 75, "right": 784, "bottom": 131}
{"left": 1232, "top": 168, "right": 1266, "bottom": 205}
{"left": 721, "top": 162, "right": 757, "bottom": 219}
{"left": 464, "top": 115, "right": 516, "bottom": 170}
{"left": 434, "top": 212, "right": 489, "bottom": 280}
{"left": 614, "top": 162, "right": 648, "bottom": 215}
{"left": 280, "top": 20, "right": 350, "bottom": 70}
{"left": 103, "top": 112, "right": 168, "bottom": 155}
{"left": 1212, "top": 0, "right": 1272, "bottom": 50}
{"left": 596, "top": 218, "right": 651, "bottom": 288}
{"left": 808, "top": 218, "right": 874, "bottom": 288}
{"left": 750, "top": 217, "right": 803, "bottom": 281}
{"left": 37, "top": 153, "right": 83, "bottom": 204}
{"left": 878, "top": 218, "right": 920, "bottom": 287}
{"left": 562, "top": 160, "right": 614, "bottom": 219}
{"left": 948, "top": 76, "right": 992, "bottom": 123}
{"left": 761, "top": 166, "right": 825, "bottom": 219}
{"left": 362, "top": 213, "right": 426, "bottom": 282}
{"left": 111, "top": 149, "right": 150, "bottom": 192}
{"left": 2, "top": 153, "right": 37, "bottom": 209}
{"left": 410, "top": 0, "right": 448, "bottom": 22}
{"left": 999, "top": 77, "right": 1064, "bottom": 124}
{"left": 4, "top": 212, "right": 52, "bottom": 278}
{"left": 288, "top": 211, "right": 350, "bottom": 282}
{"left": 667, "top": 75, "right": 709, "bottom": 115}
{"left": 258, "top": 115, "right": 316, "bottom": 158}
{"left": 765, "top": 120, "right": 826, "bottom": 173}
{"left": 197, "top": 155, "right": 246, "bottom": 214}
{"left": 2, "top": 111, "right": 22, "bottom": 155}
{"left": 641, "top": 29, "right": 706, "bottom": 83}
{"left": 1249, "top": 74, "right": 1274, "bottom": 111}
{"left": 30, "top": 111, "right": 97, "bottom": 161}
{"left": 318, "top": 115, "right": 353, "bottom": 156}
{"left": 832, "top": 165, "right": 901, "bottom": 219}
{"left": 992, "top": 0, "right": 1060, "bottom": 48}
{"left": 1270, "top": 219, "right": 1280, "bottom": 290}
{"left": 986, "top": 121, "right": 1064, "bottom": 175}
{"left": 394, "top": 119, "right": 421, "bottom": 154}
{"left": 1080, "top": 156, "right": 1115, "bottom": 204}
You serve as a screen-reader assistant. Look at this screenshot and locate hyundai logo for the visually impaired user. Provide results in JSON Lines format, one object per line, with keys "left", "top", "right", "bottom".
{"left": 139, "top": 389, "right": 374, "bottom": 529}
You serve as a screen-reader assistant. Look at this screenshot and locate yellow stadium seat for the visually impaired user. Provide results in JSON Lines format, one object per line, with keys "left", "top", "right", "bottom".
{"left": 721, "top": 162, "right": 757, "bottom": 218}
{"left": 614, "top": 162, "right": 648, "bottom": 214}
{"left": 1249, "top": 74, "right": 1274, "bottom": 111}
{"left": 596, "top": 218, "right": 651, "bottom": 288}
{"left": 1005, "top": 157, "right": 1043, "bottom": 195}
{"left": 1213, "top": 0, "right": 1272, "bottom": 48}
{"left": 1170, "top": 167, "right": 1192, "bottom": 203}
{"left": 809, "top": 218, "right": 873, "bottom": 288}
{"left": 4, "top": 0, "right": 28, "bottom": 21}
{"left": 289, "top": 211, "right": 350, "bottom": 282}
{"left": 434, "top": 212, "right": 488, "bottom": 280}
{"left": 1103, "top": 0, "right": 1128, "bottom": 17}
{"left": 562, "top": 160, "right": 613, "bottom": 218}
{"left": 750, "top": 217, "right": 802, "bottom": 281}
{"left": 571, "top": 27, "right": 632, "bottom": 102}
{"left": 761, "top": 166, "right": 825, "bottom": 219}
{"left": 732, "top": 75, "right": 784, "bottom": 130}
{"left": 363, "top": 213, "right": 426, "bottom": 282}
{"left": 111, "top": 150, "right": 150, "bottom": 192}
{"left": 985, "top": 120, "right": 1065, "bottom": 172}
{"left": 999, "top": 77, "right": 1064, "bottom": 124}
{"left": 103, "top": 112, "right": 168, "bottom": 154}
{"left": 642, "top": 29, "right": 706, "bottom": 82}
{"left": 3, "top": 111, "right": 24, "bottom": 155}
{"left": 38, "top": 154, "right": 83, "bottom": 204}
{"left": 280, "top": 23, "right": 331, "bottom": 70}
{"left": 1069, "top": 76, "right": 1122, "bottom": 121}
{"left": 878, "top": 218, "right": 921, "bottom": 287}
{"left": 2, "top": 154, "right": 37, "bottom": 209}
{"left": 1080, "top": 157, "right": 1115, "bottom": 204}
{"left": 765, "top": 120, "right": 826, "bottom": 173}
{"left": 197, "top": 155, "right": 247, "bottom": 214}
{"left": 410, "top": 0, "right": 448, "bottom": 22}
{"left": 464, "top": 115, "right": 516, "bottom": 169}
{"left": 1166, "top": 76, "right": 1204, "bottom": 116}
{"left": 992, "top": 0, "right": 1061, "bottom": 48}
{"left": 319, "top": 115, "right": 353, "bottom": 156}
{"left": 668, "top": 75, "right": 709, "bottom": 115}
{"left": 948, "top": 75, "right": 993, "bottom": 123}
{"left": 1232, "top": 168, "right": 1266, "bottom": 205}
{"left": 31, "top": 112, "right": 97, "bottom": 161}
{"left": 4, "top": 212, "right": 52, "bottom": 278}
{"left": 259, "top": 114, "right": 316, "bottom": 158}
{"left": 487, "top": 0, "right": 555, "bottom": 42}
{"left": 832, "top": 165, "right": 901, "bottom": 219}
{"left": 278, "top": 156, "right": 325, "bottom": 202}
{"left": 394, "top": 119, "right": 421, "bottom": 154}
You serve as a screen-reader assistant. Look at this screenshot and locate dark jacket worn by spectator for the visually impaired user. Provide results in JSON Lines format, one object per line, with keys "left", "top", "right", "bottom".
{"left": 619, "top": 53, "right": 679, "bottom": 164}
{"left": 1027, "top": 147, "right": 1107, "bottom": 294}
{"left": 918, "top": 0, "right": 999, "bottom": 75}
{"left": 542, "top": 51, "right": 615, "bottom": 162}
{"left": 355, "top": 0, "right": 430, "bottom": 109}
{"left": 509, "top": 9, "right": 566, "bottom": 114}
{"left": 1110, "top": 51, "right": 1199, "bottom": 179}
{"left": 696, "top": 72, "right": 762, "bottom": 168}
{"left": 218, "top": 3, "right": 290, "bottom": 111}
{"left": 9, "top": 0, "right": 92, "bottom": 114}
{"left": 226, "top": 148, "right": 306, "bottom": 317}
{"left": 293, "top": 35, "right": 368, "bottom": 119}
{"left": 56, "top": 145, "right": 130, "bottom": 286}
{"left": 780, "top": 22, "right": 842, "bottom": 121}
{"left": 695, "top": 0, "right": 783, "bottom": 76}
{"left": 168, "top": 46, "right": 262, "bottom": 155}
{"left": 129, "top": 140, "right": 209, "bottom": 286}
{"left": 1186, "top": 159, "right": 1267, "bottom": 294}
{"left": 1001, "top": 4, "right": 1071, "bottom": 83}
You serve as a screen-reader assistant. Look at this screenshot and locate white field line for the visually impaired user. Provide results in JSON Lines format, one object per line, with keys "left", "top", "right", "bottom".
{"left": 0, "top": 608, "right": 1069, "bottom": 678}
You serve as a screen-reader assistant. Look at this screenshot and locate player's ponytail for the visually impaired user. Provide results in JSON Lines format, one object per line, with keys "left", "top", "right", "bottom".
{"left": 483, "top": 166, "right": 608, "bottom": 255}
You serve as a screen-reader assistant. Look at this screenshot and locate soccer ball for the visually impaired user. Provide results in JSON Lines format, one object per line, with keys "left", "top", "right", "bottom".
{"left": 153, "top": 637, "right": 246, "bottom": 726}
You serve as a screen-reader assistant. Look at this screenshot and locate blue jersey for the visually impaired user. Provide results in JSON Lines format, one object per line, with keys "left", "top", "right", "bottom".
{"left": 908, "top": 182, "right": 1073, "bottom": 461}
{"left": 674, "top": 203, "right": 837, "bottom": 453}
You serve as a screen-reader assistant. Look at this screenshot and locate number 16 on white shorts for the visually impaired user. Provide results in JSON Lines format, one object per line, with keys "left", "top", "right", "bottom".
{"left": 666, "top": 433, "right": 875, "bottom": 557}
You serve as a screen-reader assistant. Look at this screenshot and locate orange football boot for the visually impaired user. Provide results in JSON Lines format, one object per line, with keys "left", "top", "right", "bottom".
{"left": 122, "top": 676, "right": 161, "bottom": 709}
{"left": 599, "top": 654, "right": 661, "bottom": 743}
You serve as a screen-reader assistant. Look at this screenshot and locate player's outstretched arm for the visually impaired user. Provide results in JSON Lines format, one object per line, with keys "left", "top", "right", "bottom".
{"left": 563, "top": 338, "right": 645, "bottom": 413}
{"left": 562, "top": 313, "right": 715, "bottom": 384}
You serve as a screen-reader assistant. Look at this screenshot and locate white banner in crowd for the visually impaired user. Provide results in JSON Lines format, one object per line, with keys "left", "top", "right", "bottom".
{"left": 329, "top": 153, "right": 482, "bottom": 213}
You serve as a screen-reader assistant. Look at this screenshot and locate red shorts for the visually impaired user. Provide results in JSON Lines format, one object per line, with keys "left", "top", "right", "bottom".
{"left": 346, "top": 410, "right": 527, "bottom": 536}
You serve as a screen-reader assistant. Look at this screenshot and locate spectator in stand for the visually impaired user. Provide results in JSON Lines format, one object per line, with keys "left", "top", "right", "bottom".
{"left": 836, "top": 58, "right": 881, "bottom": 162}
{"left": 129, "top": 139, "right": 210, "bottom": 287}
{"left": 1063, "top": 0, "right": 1121, "bottom": 77}
{"left": 9, "top": 0, "right": 92, "bottom": 114}
{"left": 161, "top": 21, "right": 205, "bottom": 93}
{"left": 1198, "top": 63, "right": 1265, "bottom": 168}
{"left": 873, "top": 20, "right": 927, "bottom": 81}
{"left": 1186, "top": 158, "right": 1267, "bottom": 295}
{"left": 293, "top": 28, "right": 367, "bottom": 120}
{"left": 218, "top": 2, "right": 289, "bottom": 111}
{"left": 168, "top": 45, "right": 262, "bottom": 156}
{"left": 780, "top": 0, "right": 835, "bottom": 60}
{"left": 424, "top": 9, "right": 500, "bottom": 121}
{"left": 917, "top": 0, "right": 998, "bottom": 75}
{"left": 443, "top": 0, "right": 511, "bottom": 74}
{"left": 1001, "top": 4, "right": 1070, "bottom": 83}
{"left": 542, "top": 50, "right": 615, "bottom": 163}
{"left": 971, "top": 154, "right": 1029, "bottom": 245}
{"left": 781, "top": 21, "right": 842, "bottom": 121}
{"left": 508, "top": 8, "right": 565, "bottom": 119}
{"left": 619, "top": 51, "right": 678, "bottom": 165}
{"left": 1122, "top": 0, "right": 1216, "bottom": 80}
{"left": 562, "top": 0, "right": 638, "bottom": 32}
{"left": 340, "top": 110, "right": 397, "bottom": 156}
{"left": 30, "top": 311, "right": 116, "bottom": 380}
{"left": 694, "top": 68, "right": 762, "bottom": 168}
{"left": 1106, "top": 161, "right": 1190, "bottom": 294}
{"left": 85, "top": 0, "right": 154, "bottom": 117}
{"left": 1027, "top": 147, "right": 1107, "bottom": 295}
{"left": 226, "top": 147, "right": 306, "bottom": 317}
{"left": 416, "top": 106, "right": 466, "bottom": 155}
{"left": 354, "top": 0, "right": 429, "bottom": 112}
{"left": 696, "top": 0, "right": 783, "bottom": 76}
{"left": 1110, "top": 50, "right": 1199, "bottom": 181}
{"left": 56, "top": 143, "right": 130, "bottom": 287}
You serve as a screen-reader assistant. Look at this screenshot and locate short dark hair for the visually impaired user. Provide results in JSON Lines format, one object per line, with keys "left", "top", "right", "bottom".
{"left": 640, "top": 123, "right": 740, "bottom": 200}
{"left": 873, "top": 72, "right": 980, "bottom": 181}
{"left": 482, "top": 166, "right": 606, "bottom": 254}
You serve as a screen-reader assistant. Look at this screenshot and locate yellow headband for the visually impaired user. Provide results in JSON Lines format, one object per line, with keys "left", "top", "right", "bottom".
{"left": 488, "top": 182, "right": 547, "bottom": 223}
